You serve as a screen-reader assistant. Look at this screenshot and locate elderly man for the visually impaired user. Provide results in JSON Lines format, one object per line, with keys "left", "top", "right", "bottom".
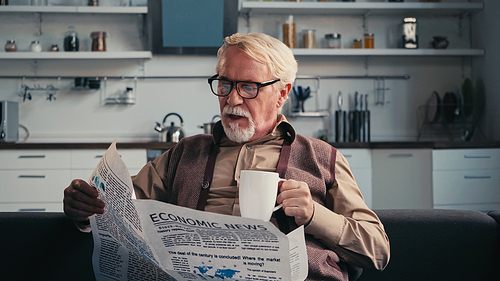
{"left": 64, "top": 33, "right": 390, "bottom": 281}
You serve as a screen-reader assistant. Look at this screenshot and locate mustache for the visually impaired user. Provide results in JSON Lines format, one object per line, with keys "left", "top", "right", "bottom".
{"left": 222, "top": 106, "right": 252, "bottom": 119}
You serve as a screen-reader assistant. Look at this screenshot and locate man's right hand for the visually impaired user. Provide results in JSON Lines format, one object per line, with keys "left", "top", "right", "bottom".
{"left": 63, "top": 179, "right": 105, "bottom": 221}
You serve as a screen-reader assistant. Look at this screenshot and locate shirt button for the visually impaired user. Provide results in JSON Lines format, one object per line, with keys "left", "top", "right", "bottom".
{"left": 246, "top": 145, "right": 251, "bottom": 150}
{"left": 201, "top": 181, "right": 209, "bottom": 189}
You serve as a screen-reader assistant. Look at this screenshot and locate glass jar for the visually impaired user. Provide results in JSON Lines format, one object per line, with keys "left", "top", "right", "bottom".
{"left": 88, "top": 0, "right": 98, "bottom": 6}
{"left": 352, "top": 39, "right": 362, "bottom": 49}
{"left": 302, "top": 29, "right": 316, "bottom": 49}
{"left": 402, "top": 17, "right": 418, "bottom": 49}
{"left": 364, "top": 33, "right": 374, "bottom": 49}
{"left": 64, "top": 26, "right": 79, "bottom": 52}
{"left": 91, "top": 31, "right": 106, "bottom": 52}
{"left": 30, "top": 40, "right": 42, "bottom": 52}
{"left": 4, "top": 40, "right": 17, "bottom": 52}
{"left": 325, "top": 33, "right": 341, "bottom": 49}
{"left": 283, "top": 15, "right": 296, "bottom": 48}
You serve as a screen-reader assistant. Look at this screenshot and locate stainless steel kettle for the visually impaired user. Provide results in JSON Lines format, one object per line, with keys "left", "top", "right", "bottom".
{"left": 154, "top": 113, "right": 185, "bottom": 142}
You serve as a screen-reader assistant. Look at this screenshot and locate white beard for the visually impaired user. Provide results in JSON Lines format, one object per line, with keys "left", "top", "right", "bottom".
{"left": 222, "top": 106, "right": 255, "bottom": 143}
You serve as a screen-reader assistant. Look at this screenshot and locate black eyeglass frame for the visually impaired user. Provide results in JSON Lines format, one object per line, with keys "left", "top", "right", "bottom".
{"left": 208, "top": 74, "right": 280, "bottom": 99}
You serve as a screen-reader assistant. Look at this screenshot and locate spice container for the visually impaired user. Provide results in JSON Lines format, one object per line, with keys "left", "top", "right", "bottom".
{"left": 30, "top": 40, "right": 42, "bottom": 52}
{"left": 352, "top": 39, "right": 362, "bottom": 49}
{"left": 64, "top": 26, "right": 79, "bottom": 51}
{"left": 325, "top": 33, "right": 341, "bottom": 49}
{"left": 88, "top": 0, "right": 98, "bottom": 6}
{"left": 50, "top": 44, "right": 59, "bottom": 52}
{"left": 302, "top": 29, "right": 316, "bottom": 49}
{"left": 283, "top": 15, "right": 296, "bottom": 49}
{"left": 4, "top": 40, "right": 17, "bottom": 52}
{"left": 91, "top": 31, "right": 106, "bottom": 52}
{"left": 364, "top": 33, "right": 374, "bottom": 49}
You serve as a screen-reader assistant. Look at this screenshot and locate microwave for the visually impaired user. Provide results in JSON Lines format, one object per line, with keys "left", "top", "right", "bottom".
{"left": 0, "top": 101, "right": 18, "bottom": 142}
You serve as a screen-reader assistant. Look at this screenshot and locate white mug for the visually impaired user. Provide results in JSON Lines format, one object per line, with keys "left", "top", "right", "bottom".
{"left": 239, "top": 170, "right": 285, "bottom": 221}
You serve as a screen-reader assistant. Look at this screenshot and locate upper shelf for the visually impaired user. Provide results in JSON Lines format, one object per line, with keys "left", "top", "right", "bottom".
{"left": 239, "top": 2, "right": 484, "bottom": 16}
{"left": 291, "top": 48, "right": 485, "bottom": 57}
{"left": 0, "top": 5, "right": 147, "bottom": 14}
{"left": 0, "top": 51, "right": 152, "bottom": 60}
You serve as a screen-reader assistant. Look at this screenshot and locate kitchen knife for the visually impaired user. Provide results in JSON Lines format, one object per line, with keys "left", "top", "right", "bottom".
{"left": 353, "top": 92, "right": 359, "bottom": 142}
{"left": 335, "top": 91, "right": 342, "bottom": 142}
{"left": 366, "top": 94, "right": 370, "bottom": 142}
{"left": 360, "top": 95, "right": 365, "bottom": 142}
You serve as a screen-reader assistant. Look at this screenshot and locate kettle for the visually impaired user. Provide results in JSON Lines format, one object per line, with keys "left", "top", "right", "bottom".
{"left": 154, "top": 113, "right": 185, "bottom": 142}
{"left": 198, "top": 115, "right": 220, "bottom": 134}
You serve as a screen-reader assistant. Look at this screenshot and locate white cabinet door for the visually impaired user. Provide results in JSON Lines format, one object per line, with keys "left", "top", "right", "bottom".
{"left": 372, "top": 149, "right": 432, "bottom": 209}
{"left": 338, "top": 149, "right": 372, "bottom": 208}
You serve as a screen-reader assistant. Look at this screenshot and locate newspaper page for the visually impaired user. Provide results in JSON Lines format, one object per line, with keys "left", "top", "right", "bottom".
{"left": 88, "top": 141, "right": 307, "bottom": 281}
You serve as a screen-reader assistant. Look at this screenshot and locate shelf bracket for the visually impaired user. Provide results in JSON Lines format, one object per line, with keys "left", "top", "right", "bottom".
{"left": 245, "top": 11, "right": 252, "bottom": 33}
{"left": 34, "top": 12, "right": 42, "bottom": 36}
{"left": 362, "top": 10, "right": 371, "bottom": 34}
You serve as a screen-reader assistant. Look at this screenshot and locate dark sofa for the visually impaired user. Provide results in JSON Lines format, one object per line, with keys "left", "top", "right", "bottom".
{"left": 1, "top": 209, "right": 499, "bottom": 281}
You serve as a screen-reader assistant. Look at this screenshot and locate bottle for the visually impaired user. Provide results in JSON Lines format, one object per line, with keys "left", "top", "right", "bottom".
{"left": 4, "top": 40, "right": 17, "bottom": 52}
{"left": 30, "top": 40, "right": 42, "bottom": 52}
{"left": 91, "top": 31, "right": 106, "bottom": 51}
{"left": 64, "top": 26, "right": 79, "bottom": 52}
{"left": 283, "top": 15, "right": 296, "bottom": 48}
{"left": 402, "top": 17, "right": 418, "bottom": 49}
{"left": 364, "top": 33, "right": 374, "bottom": 49}
{"left": 325, "top": 33, "right": 341, "bottom": 49}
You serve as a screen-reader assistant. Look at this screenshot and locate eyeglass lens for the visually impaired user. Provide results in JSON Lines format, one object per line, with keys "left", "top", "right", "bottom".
{"left": 212, "top": 80, "right": 259, "bottom": 99}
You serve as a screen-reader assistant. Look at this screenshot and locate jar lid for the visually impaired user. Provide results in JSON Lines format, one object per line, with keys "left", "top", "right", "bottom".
{"left": 404, "top": 17, "right": 417, "bottom": 23}
{"left": 31, "top": 40, "right": 40, "bottom": 44}
{"left": 353, "top": 39, "right": 362, "bottom": 42}
{"left": 7, "top": 40, "right": 15, "bottom": 43}
{"left": 325, "top": 33, "right": 341, "bottom": 39}
{"left": 91, "top": 31, "right": 106, "bottom": 37}
{"left": 364, "top": 33, "right": 374, "bottom": 36}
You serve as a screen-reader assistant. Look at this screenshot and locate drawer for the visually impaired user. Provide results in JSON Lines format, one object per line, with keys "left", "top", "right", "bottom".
{"left": 433, "top": 170, "right": 500, "bottom": 205}
{"left": 70, "top": 149, "right": 147, "bottom": 169}
{"left": 0, "top": 170, "right": 71, "bottom": 203}
{"left": 71, "top": 167, "right": 142, "bottom": 181}
{"left": 337, "top": 149, "right": 371, "bottom": 169}
{"left": 0, "top": 202, "right": 63, "bottom": 212}
{"left": 0, "top": 150, "right": 71, "bottom": 170}
{"left": 432, "top": 149, "right": 500, "bottom": 171}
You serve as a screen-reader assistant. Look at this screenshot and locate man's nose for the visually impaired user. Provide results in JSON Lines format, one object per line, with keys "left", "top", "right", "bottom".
{"left": 226, "top": 86, "right": 244, "bottom": 106}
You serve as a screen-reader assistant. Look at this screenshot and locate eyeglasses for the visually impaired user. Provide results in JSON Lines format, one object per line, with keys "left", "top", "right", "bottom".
{"left": 208, "top": 74, "right": 280, "bottom": 99}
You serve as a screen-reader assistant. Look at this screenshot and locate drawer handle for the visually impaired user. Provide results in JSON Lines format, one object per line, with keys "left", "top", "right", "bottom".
{"left": 464, "top": 175, "right": 492, "bottom": 179}
{"left": 18, "top": 208, "right": 46, "bottom": 212}
{"left": 95, "top": 155, "right": 104, "bottom": 158}
{"left": 18, "top": 175, "right": 46, "bottom": 179}
{"left": 389, "top": 154, "right": 413, "bottom": 158}
{"left": 18, "top": 155, "right": 46, "bottom": 159}
{"left": 343, "top": 154, "right": 352, "bottom": 158}
{"left": 464, "top": 155, "right": 491, "bottom": 159}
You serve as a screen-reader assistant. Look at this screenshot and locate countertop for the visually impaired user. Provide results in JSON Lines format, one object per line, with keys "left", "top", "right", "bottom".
{"left": 1, "top": 141, "right": 499, "bottom": 150}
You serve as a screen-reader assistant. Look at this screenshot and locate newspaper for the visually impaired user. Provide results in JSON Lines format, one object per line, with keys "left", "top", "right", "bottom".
{"left": 88, "top": 141, "right": 308, "bottom": 281}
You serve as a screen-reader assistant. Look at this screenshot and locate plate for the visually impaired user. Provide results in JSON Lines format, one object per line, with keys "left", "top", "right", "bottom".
{"left": 443, "top": 92, "right": 458, "bottom": 123}
{"left": 461, "top": 78, "right": 474, "bottom": 117}
{"left": 426, "top": 91, "right": 441, "bottom": 123}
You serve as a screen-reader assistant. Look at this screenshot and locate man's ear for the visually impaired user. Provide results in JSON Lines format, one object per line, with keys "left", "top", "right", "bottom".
{"left": 277, "top": 83, "right": 292, "bottom": 108}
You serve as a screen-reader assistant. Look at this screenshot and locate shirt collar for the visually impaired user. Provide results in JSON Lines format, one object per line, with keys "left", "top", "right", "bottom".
{"left": 212, "top": 114, "right": 296, "bottom": 146}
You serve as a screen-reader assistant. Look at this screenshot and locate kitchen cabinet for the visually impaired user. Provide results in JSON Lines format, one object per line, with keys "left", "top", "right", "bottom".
{"left": 371, "top": 149, "right": 432, "bottom": 209}
{"left": 239, "top": 1, "right": 484, "bottom": 57}
{"left": 432, "top": 148, "right": 500, "bottom": 211}
{"left": 0, "top": 5, "right": 151, "bottom": 60}
{"left": 0, "top": 148, "right": 146, "bottom": 212}
{"left": 338, "top": 148, "right": 372, "bottom": 208}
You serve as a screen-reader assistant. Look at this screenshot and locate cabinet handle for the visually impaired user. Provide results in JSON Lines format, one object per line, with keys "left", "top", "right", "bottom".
{"left": 343, "top": 154, "right": 352, "bottom": 158}
{"left": 95, "top": 155, "right": 104, "bottom": 158}
{"left": 18, "top": 155, "right": 46, "bottom": 159}
{"left": 18, "top": 175, "right": 46, "bottom": 179}
{"left": 464, "top": 155, "right": 491, "bottom": 159}
{"left": 464, "top": 175, "right": 492, "bottom": 179}
{"left": 18, "top": 208, "right": 46, "bottom": 212}
{"left": 389, "top": 154, "right": 413, "bottom": 158}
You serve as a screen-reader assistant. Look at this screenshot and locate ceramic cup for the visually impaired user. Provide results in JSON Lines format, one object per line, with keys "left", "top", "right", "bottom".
{"left": 239, "top": 170, "right": 285, "bottom": 221}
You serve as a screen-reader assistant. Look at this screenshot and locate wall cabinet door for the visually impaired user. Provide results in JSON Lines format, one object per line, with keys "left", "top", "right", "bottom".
{"left": 372, "top": 149, "right": 432, "bottom": 209}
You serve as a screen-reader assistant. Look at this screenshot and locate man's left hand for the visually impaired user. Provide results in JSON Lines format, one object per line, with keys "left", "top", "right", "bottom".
{"left": 277, "top": 179, "right": 315, "bottom": 226}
